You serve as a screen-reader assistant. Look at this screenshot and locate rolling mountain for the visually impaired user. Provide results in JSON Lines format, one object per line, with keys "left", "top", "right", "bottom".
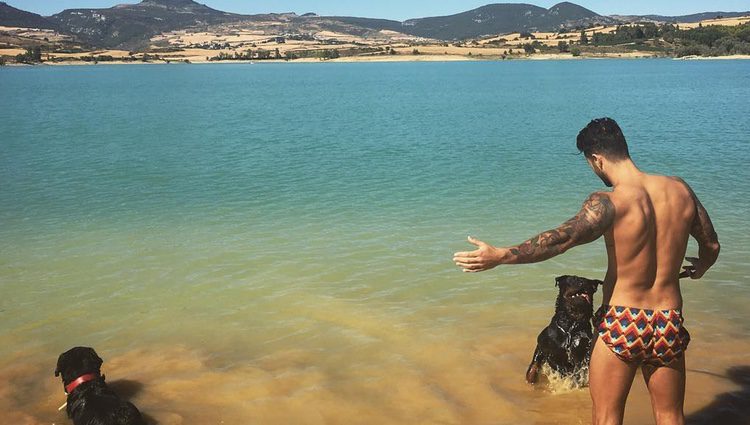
{"left": 0, "top": 1, "right": 57, "bottom": 29}
{"left": 47, "top": 0, "right": 248, "bottom": 48}
{"left": 322, "top": 16, "right": 406, "bottom": 35}
{"left": 399, "top": 2, "right": 616, "bottom": 40}
{"left": 2, "top": 1, "right": 749, "bottom": 50}
{"left": 613, "top": 11, "right": 750, "bottom": 24}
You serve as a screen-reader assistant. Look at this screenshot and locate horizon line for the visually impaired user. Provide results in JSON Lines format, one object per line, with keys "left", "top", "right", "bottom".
{"left": 4, "top": 0, "right": 750, "bottom": 22}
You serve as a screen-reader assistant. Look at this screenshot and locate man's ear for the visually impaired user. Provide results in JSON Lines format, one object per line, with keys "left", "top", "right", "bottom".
{"left": 590, "top": 154, "right": 604, "bottom": 170}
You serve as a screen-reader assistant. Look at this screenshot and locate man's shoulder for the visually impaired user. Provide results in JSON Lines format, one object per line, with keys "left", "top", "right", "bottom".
{"left": 649, "top": 173, "right": 689, "bottom": 187}
{"left": 634, "top": 174, "right": 692, "bottom": 197}
{"left": 664, "top": 175, "right": 689, "bottom": 187}
{"left": 580, "top": 192, "right": 616, "bottom": 224}
{"left": 662, "top": 175, "right": 694, "bottom": 197}
{"left": 584, "top": 191, "right": 613, "bottom": 201}
{"left": 665, "top": 175, "right": 685, "bottom": 182}
{"left": 583, "top": 191, "right": 616, "bottom": 208}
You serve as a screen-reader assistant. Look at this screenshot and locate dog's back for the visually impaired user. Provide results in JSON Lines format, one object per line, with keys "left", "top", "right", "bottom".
{"left": 67, "top": 382, "right": 146, "bottom": 425}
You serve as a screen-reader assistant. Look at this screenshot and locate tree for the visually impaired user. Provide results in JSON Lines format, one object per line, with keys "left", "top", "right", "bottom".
{"left": 571, "top": 47, "right": 581, "bottom": 57}
{"left": 31, "top": 46, "right": 42, "bottom": 62}
{"left": 15, "top": 47, "right": 42, "bottom": 64}
{"left": 412, "top": 48, "right": 420, "bottom": 55}
{"left": 558, "top": 40, "right": 569, "bottom": 53}
{"left": 580, "top": 31, "right": 589, "bottom": 45}
{"left": 318, "top": 49, "right": 339, "bottom": 60}
{"left": 643, "top": 23, "right": 659, "bottom": 38}
{"left": 523, "top": 43, "right": 536, "bottom": 54}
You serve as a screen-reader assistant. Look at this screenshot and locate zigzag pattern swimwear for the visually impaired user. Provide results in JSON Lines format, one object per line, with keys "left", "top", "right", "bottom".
{"left": 595, "top": 305, "right": 690, "bottom": 366}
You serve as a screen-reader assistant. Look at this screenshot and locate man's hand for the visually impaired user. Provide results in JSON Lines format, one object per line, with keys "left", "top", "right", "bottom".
{"left": 453, "top": 236, "right": 508, "bottom": 273}
{"left": 679, "top": 256, "right": 709, "bottom": 280}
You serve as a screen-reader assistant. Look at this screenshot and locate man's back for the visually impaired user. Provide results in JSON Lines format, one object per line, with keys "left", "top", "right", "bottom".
{"left": 604, "top": 174, "right": 696, "bottom": 309}
{"left": 453, "top": 117, "right": 721, "bottom": 425}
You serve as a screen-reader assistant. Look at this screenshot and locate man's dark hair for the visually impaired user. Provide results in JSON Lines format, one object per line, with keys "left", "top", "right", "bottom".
{"left": 576, "top": 118, "right": 630, "bottom": 160}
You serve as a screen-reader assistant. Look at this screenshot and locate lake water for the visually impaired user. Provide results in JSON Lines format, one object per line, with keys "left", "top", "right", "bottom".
{"left": 1, "top": 60, "right": 749, "bottom": 424}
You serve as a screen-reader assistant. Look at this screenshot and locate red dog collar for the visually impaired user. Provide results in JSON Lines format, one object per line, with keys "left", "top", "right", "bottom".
{"left": 65, "top": 373, "right": 99, "bottom": 394}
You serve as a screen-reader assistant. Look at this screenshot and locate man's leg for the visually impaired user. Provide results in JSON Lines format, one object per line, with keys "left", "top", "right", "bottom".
{"left": 589, "top": 337, "right": 639, "bottom": 425}
{"left": 641, "top": 356, "right": 686, "bottom": 425}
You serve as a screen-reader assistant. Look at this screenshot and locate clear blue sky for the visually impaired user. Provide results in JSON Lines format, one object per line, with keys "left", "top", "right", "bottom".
{"left": 7, "top": 0, "right": 750, "bottom": 20}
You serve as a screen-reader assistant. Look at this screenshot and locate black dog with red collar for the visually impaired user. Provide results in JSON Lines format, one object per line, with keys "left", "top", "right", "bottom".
{"left": 55, "top": 347, "right": 145, "bottom": 425}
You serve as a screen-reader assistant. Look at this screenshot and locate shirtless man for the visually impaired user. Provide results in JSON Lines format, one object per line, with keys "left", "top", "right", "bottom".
{"left": 453, "top": 118, "right": 720, "bottom": 425}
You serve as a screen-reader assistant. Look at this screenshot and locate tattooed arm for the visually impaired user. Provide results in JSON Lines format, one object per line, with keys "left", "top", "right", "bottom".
{"left": 504, "top": 193, "right": 615, "bottom": 264}
{"left": 453, "top": 193, "right": 615, "bottom": 273}
{"left": 672, "top": 177, "right": 720, "bottom": 279}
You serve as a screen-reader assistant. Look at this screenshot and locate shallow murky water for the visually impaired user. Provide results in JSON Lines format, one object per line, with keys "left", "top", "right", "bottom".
{"left": 1, "top": 61, "right": 749, "bottom": 424}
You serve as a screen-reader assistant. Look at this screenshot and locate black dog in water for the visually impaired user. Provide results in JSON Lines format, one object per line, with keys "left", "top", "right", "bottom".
{"left": 525, "top": 275, "right": 601, "bottom": 384}
{"left": 55, "top": 347, "right": 146, "bottom": 425}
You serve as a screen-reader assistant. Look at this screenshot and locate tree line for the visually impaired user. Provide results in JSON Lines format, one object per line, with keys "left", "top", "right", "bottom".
{"left": 578, "top": 22, "right": 750, "bottom": 57}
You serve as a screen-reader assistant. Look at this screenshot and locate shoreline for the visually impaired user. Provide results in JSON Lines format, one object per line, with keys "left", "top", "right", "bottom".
{"left": 4, "top": 53, "right": 750, "bottom": 67}
{"left": 4, "top": 14, "right": 749, "bottom": 68}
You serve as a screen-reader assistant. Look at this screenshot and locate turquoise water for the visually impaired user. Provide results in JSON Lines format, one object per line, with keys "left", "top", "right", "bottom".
{"left": 1, "top": 60, "right": 749, "bottom": 424}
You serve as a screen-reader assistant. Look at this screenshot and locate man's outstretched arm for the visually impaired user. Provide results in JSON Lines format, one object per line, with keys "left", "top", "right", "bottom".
{"left": 453, "top": 193, "right": 615, "bottom": 273}
{"left": 673, "top": 177, "right": 720, "bottom": 279}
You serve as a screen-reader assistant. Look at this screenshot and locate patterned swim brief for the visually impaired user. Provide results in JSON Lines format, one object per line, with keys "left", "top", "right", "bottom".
{"left": 595, "top": 305, "right": 690, "bottom": 367}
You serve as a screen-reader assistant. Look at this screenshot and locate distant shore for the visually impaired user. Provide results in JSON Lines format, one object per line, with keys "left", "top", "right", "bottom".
{"left": 4, "top": 15, "right": 749, "bottom": 68}
{"left": 4, "top": 53, "right": 750, "bottom": 67}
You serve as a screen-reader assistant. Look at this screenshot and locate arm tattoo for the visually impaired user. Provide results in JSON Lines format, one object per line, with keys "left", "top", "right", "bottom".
{"left": 672, "top": 177, "right": 718, "bottom": 247}
{"left": 506, "top": 193, "right": 615, "bottom": 264}
{"left": 672, "top": 177, "right": 719, "bottom": 249}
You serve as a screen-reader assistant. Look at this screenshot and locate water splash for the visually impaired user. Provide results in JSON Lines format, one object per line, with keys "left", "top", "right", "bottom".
{"left": 539, "top": 363, "right": 589, "bottom": 394}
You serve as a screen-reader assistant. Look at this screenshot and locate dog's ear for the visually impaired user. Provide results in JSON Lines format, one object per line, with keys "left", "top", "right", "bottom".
{"left": 555, "top": 275, "right": 570, "bottom": 288}
{"left": 82, "top": 347, "right": 103, "bottom": 372}
{"left": 591, "top": 279, "right": 603, "bottom": 293}
{"left": 55, "top": 351, "right": 68, "bottom": 377}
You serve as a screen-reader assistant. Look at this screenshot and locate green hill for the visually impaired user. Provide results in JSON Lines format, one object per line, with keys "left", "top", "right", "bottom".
{"left": 0, "top": 2, "right": 57, "bottom": 29}
{"left": 48, "top": 0, "right": 247, "bottom": 48}
{"left": 400, "top": 2, "right": 616, "bottom": 40}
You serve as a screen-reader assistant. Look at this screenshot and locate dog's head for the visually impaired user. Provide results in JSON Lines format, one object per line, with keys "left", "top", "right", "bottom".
{"left": 554, "top": 275, "right": 601, "bottom": 318}
{"left": 55, "top": 347, "right": 103, "bottom": 385}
